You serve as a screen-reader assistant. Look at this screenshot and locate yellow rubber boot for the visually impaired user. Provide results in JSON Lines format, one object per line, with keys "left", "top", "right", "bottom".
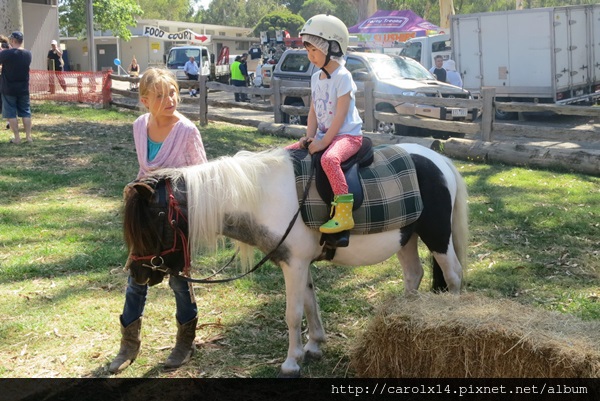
{"left": 320, "top": 194, "right": 355, "bottom": 234}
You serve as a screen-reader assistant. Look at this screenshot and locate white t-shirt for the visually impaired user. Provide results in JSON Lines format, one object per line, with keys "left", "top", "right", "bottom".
{"left": 446, "top": 70, "right": 463, "bottom": 87}
{"left": 310, "top": 66, "right": 362, "bottom": 140}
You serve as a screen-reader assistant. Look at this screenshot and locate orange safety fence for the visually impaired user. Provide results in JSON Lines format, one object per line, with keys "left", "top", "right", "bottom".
{"left": 29, "top": 70, "right": 112, "bottom": 104}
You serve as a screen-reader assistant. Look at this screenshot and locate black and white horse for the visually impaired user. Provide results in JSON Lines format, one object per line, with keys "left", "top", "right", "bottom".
{"left": 123, "top": 143, "right": 468, "bottom": 377}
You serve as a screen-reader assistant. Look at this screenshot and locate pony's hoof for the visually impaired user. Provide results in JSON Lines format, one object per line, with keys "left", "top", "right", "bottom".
{"left": 278, "top": 370, "right": 301, "bottom": 378}
{"left": 304, "top": 349, "right": 323, "bottom": 361}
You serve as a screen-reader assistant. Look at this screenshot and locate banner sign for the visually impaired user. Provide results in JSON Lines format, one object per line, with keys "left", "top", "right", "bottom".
{"left": 143, "top": 26, "right": 211, "bottom": 44}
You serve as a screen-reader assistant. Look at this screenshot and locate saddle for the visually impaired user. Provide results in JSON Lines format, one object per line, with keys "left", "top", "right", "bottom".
{"left": 291, "top": 137, "right": 374, "bottom": 252}
{"left": 291, "top": 143, "right": 423, "bottom": 260}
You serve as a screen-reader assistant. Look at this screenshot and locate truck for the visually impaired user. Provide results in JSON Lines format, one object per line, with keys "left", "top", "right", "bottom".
{"left": 402, "top": 5, "right": 600, "bottom": 120}
{"left": 166, "top": 45, "right": 231, "bottom": 84}
{"left": 399, "top": 34, "right": 452, "bottom": 72}
{"left": 273, "top": 49, "right": 477, "bottom": 135}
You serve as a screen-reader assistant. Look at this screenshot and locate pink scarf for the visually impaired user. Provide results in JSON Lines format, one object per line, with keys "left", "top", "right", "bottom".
{"left": 133, "top": 113, "right": 207, "bottom": 179}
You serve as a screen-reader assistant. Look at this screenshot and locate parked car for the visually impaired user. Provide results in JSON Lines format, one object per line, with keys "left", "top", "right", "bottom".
{"left": 272, "top": 49, "right": 478, "bottom": 135}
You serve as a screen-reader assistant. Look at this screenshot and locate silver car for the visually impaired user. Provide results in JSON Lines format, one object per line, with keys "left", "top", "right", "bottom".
{"left": 273, "top": 49, "right": 477, "bottom": 135}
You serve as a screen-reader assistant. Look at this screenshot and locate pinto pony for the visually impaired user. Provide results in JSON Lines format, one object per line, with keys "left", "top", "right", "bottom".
{"left": 123, "top": 143, "right": 468, "bottom": 377}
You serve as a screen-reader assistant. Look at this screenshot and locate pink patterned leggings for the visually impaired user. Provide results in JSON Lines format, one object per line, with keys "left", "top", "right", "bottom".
{"left": 287, "top": 135, "right": 363, "bottom": 195}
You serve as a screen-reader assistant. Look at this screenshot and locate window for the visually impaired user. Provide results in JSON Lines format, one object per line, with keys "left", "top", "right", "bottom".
{"left": 399, "top": 42, "right": 422, "bottom": 62}
{"left": 280, "top": 52, "right": 311, "bottom": 73}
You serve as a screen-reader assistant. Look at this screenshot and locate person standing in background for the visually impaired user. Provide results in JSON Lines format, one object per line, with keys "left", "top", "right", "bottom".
{"left": 0, "top": 34, "right": 9, "bottom": 125}
{"left": 230, "top": 55, "right": 246, "bottom": 102}
{"left": 443, "top": 59, "right": 463, "bottom": 88}
{"left": 0, "top": 31, "right": 32, "bottom": 144}
{"left": 183, "top": 56, "right": 199, "bottom": 97}
{"left": 239, "top": 53, "right": 249, "bottom": 101}
{"left": 429, "top": 55, "right": 446, "bottom": 82}
{"left": 47, "top": 39, "right": 67, "bottom": 92}
{"left": 128, "top": 56, "right": 140, "bottom": 91}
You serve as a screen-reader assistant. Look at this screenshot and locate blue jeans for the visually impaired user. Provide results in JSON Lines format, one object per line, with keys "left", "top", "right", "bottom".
{"left": 121, "top": 275, "right": 197, "bottom": 327}
{"left": 231, "top": 79, "right": 247, "bottom": 101}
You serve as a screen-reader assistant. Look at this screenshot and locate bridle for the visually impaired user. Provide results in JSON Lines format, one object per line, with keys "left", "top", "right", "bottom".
{"left": 128, "top": 179, "right": 191, "bottom": 277}
{"left": 127, "top": 163, "right": 314, "bottom": 284}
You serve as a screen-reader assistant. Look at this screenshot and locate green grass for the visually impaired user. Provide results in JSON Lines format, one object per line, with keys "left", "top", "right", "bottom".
{"left": 0, "top": 102, "right": 599, "bottom": 378}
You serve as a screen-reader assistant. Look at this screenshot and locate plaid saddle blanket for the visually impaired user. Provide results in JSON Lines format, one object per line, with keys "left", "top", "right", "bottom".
{"left": 292, "top": 145, "right": 423, "bottom": 234}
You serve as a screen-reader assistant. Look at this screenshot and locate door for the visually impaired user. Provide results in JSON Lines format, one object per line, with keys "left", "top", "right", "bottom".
{"left": 452, "top": 16, "right": 481, "bottom": 93}
{"left": 479, "top": 14, "right": 510, "bottom": 92}
{"left": 566, "top": 7, "right": 590, "bottom": 88}
{"left": 506, "top": 10, "right": 553, "bottom": 96}
{"left": 592, "top": 5, "right": 600, "bottom": 85}
{"left": 553, "top": 9, "right": 570, "bottom": 91}
{"left": 96, "top": 44, "right": 118, "bottom": 72}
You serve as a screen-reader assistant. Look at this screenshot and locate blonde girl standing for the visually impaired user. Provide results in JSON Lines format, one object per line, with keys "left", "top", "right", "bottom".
{"left": 110, "top": 68, "right": 207, "bottom": 374}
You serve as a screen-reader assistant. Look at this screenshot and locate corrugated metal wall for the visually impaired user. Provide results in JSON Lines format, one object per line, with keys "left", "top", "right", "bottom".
{"left": 23, "top": 2, "right": 59, "bottom": 70}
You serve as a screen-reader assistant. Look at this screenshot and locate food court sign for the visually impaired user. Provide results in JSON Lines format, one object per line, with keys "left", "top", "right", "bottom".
{"left": 142, "top": 26, "right": 211, "bottom": 44}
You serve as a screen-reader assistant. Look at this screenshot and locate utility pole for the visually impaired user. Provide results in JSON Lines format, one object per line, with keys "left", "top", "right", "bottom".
{"left": 0, "top": 0, "right": 24, "bottom": 37}
{"left": 87, "top": 0, "right": 96, "bottom": 71}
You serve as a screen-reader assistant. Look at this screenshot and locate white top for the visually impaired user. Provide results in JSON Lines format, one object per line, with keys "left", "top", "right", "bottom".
{"left": 310, "top": 66, "right": 362, "bottom": 139}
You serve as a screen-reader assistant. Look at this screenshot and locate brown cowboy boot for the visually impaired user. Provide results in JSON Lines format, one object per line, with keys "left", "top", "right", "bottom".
{"left": 108, "top": 316, "right": 142, "bottom": 374}
{"left": 164, "top": 317, "right": 198, "bottom": 369}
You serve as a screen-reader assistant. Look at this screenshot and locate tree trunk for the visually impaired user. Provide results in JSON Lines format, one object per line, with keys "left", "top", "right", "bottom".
{"left": 439, "top": 0, "right": 455, "bottom": 29}
{"left": 0, "top": 0, "right": 23, "bottom": 37}
{"left": 357, "top": 0, "right": 377, "bottom": 24}
{"left": 443, "top": 138, "right": 600, "bottom": 176}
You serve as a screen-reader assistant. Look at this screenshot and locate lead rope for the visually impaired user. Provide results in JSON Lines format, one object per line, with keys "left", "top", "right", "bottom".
{"left": 175, "top": 155, "right": 316, "bottom": 284}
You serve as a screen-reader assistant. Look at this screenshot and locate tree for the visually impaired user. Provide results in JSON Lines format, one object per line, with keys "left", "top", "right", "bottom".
{"left": 299, "top": 0, "right": 336, "bottom": 22}
{"left": 334, "top": 1, "right": 359, "bottom": 27}
{"left": 198, "top": 0, "right": 286, "bottom": 27}
{"left": 201, "top": 0, "right": 248, "bottom": 26}
{"left": 59, "top": 0, "right": 143, "bottom": 40}
{"left": 137, "top": 0, "right": 194, "bottom": 21}
{"left": 253, "top": 10, "right": 305, "bottom": 37}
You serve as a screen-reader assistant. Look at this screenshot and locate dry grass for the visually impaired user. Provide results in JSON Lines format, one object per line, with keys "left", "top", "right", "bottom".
{"left": 350, "top": 292, "right": 600, "bottom": 378}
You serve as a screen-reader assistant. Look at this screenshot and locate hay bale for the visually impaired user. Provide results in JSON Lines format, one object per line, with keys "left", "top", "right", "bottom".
{"left": 350, "top": 292, "right": 600, "bottom": 378}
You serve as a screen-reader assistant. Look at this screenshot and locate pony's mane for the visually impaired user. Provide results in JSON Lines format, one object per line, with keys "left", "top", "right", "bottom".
{"left": 157, "top": 147, "right": 290, "bottom": 260}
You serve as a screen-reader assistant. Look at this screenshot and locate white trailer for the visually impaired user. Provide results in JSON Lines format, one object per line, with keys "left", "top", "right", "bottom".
{"left": 451, "top": 5, "right": 600, "bottom": 119}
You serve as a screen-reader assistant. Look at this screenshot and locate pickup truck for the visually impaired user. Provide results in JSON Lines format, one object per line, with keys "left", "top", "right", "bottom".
{"left": 272, "top": 49, "right": 477, "bottom": 135}
{"left": 166, "top": 45, "right": 230, "bottom": 84}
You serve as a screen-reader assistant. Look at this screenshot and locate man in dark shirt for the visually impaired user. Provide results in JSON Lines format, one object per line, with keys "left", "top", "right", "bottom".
{"left": 47, "top": 39, "right": 67, "bottom": 92}
{"left": 0, "top": 31, "right": 33, "bottom": 143}
{"left": 429, "top": 55, "right": 447, "bottom": 82}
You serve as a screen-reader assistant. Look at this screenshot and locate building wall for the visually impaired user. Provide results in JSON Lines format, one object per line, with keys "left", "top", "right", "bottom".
{"left": 23, "top": 1, "right": 59, "bottom": 70}
{"left": 61, "top": 20, "right": 259, "bottom": 73}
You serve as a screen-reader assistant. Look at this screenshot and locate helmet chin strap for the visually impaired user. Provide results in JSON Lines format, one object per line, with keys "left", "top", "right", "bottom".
{"left": 320, "top": 41, "right": 344, "bottom": 79}
{"left": 320, "top": 54, "right": 332, "bottom": 79}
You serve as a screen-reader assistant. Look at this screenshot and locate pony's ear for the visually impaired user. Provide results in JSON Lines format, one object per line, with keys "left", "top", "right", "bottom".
{"left": 124, "top": 182, "right": 155, "bottom": 200}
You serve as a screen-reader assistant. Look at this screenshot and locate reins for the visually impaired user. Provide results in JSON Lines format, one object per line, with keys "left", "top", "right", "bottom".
{"left": 175, "top": 157, "right": 315, "bottom": 283}
{"left": 130, "top": 154, "right": 316, "bottom": 284}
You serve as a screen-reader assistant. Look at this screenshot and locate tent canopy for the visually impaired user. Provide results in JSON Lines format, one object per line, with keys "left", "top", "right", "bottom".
{"left": 349, "top": 10, "right": 440, "bottom": 34}
{"left": 348, "top": 10, "right": 441, "bottom": 48}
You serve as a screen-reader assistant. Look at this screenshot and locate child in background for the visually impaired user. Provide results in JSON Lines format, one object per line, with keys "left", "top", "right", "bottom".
{"left": 109, "top": 68, "right": 207, "bottom": 374}
{"left": 287, "top": 14, "right": 363, "bottom": 234}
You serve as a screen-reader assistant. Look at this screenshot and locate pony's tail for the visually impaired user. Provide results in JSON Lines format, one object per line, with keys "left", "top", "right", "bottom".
{"left": 431, "top": 159, "right": 469, "bottom": 292}
{"left": 449, "top": 159, "right": 469, "bottom": 288}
